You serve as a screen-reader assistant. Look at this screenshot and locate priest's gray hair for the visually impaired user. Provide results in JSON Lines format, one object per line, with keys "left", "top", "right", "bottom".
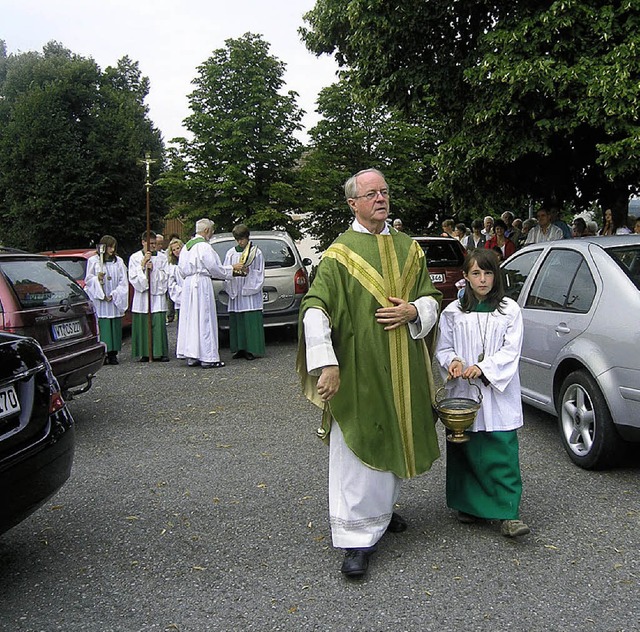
{"left": 344, "top": 168, "right": 387, "bottom": 200}
{"left": 195, "top": 218, "right": 214, "bottom": 235}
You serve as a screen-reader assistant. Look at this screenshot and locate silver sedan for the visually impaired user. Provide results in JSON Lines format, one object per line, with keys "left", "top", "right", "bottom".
{"left": 502, "top": 235, "right": 640, "bottom": 469}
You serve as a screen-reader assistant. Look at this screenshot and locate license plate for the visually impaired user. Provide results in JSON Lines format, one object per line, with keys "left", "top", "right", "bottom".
{"left": 262, "top": 291, "right": 269, "bottom": 302}
{"left": 0, "top": 384, "right": 20, "bottom": 419}
{"left": 52, "top": 319, "right": 82, "bottom": 341}
{"left": 430, "top": 273, "right": 445, "bottom": 283}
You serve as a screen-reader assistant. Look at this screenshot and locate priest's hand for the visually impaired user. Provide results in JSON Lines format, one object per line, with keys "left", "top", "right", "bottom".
{"left": 317, "top": 365, "right": 340, "bottom": 401}
{"left": 375, "top": 297, "right": 418, "bottom": 330}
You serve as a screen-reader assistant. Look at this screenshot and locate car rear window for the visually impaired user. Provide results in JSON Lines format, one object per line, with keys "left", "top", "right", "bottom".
{"left": 606, "top": 245, "right": 640, "bottom": 291}
{"left": 52, "top": 258, "right": 87, "bottom": 282}
{"left": 416, "top": 241, "right": 465, "bottom": 266}
{"left": 0, "top": 259, "right": 87, "bottom": 309}
{"left": 211, "top": 238, "right": 295, "bottom": 269}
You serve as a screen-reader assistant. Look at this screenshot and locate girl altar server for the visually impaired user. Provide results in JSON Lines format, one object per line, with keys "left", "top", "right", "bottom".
{"left": 84, "top": 235, "right": 129, "bottom": 365}
{"left": 435, "top": 248, "right": 530, "bottom": 537}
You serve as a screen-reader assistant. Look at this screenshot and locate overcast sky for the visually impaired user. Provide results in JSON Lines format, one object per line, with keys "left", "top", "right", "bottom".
{"left": 2, "top": 0, "right": 340, "bottom": 143}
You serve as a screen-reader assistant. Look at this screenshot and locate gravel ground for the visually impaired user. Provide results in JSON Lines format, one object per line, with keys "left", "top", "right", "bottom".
{"left": 1, "top": 323, "right": 638, "bottom": 632}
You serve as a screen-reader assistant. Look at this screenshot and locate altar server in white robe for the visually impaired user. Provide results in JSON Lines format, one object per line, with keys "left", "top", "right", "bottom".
{"left": 435, "top": 248, "right": 530, "bottom": 538}
{"left": 129, "top": 231, "right": 170, "bottom": 362}
{"left": 84, "top": 235, "right": 129, "bottom": 365}
{"left": 223, "top": 224, "right": 266, "bottom": 360}
{"left": 176, "top": 218, "right": 244, "bottom": 368}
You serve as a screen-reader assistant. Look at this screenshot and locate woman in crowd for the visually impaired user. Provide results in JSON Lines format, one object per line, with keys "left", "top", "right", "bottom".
{"left": 435, "top": 248, "right": 530, "bottom": 538}
{"left": 223, "top": 224, "right": 266, "bottom": 360}
{"left": 599, "top": 208, "right": 631, "bottom": 235}
{"left": 484, "top": 218, "right": 516, "bottom": 260}
{"left": 84, "top": 235, "right": 129, "bottom": 365}
{"left": 167, "top": 238, "right": 184, "bottom": 323}
{"left": 466, "top": 219, "right": 486, "bottom": 250}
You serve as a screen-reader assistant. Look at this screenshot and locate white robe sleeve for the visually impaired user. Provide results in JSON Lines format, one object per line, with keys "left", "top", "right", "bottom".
{"left": 241, "top": 249, "right": 264, "bottom": 296}
{"left": 84, "top": 255, "right": 105, "bottom": 302}
{"left": 476, "top": 301, "right": 523, "bottom": 393}
{"left": 407, "top": 296, "right": 439, "bottom": 339}
{"left": 110, "top": 257, "right": 129, "bottom": 312}
{"left": 129, "top": 252, "right": 149, "bottom": 292}
{"left": 303, "top": 308, "right": 338, "bottom": 375}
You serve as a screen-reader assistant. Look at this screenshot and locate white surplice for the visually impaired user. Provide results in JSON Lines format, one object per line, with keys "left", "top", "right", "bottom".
{"left": 84, "top": 254, "right": 129, "bottom": 318}
{"left": 168, "top": 263, "right": 184, "bottom": 309}
{"left": 434, "top": 297, "right": 524, "bottom": 431}
{"left": 176, "top": 238, "right": 233, "bottom": 363}
{"left": 303, "top": 219, "right": 440, "bottom": 549}
{"left": 128, "top": 250, "right": 168, "bottom": 313}
{"left": 223, "top": 246, "right": 265, "bottom": 312}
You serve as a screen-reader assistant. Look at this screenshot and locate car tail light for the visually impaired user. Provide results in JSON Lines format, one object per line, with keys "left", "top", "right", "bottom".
{"left": 294, "top": 268, "right": 309, "bottom": 294}
{"left": 49, "top": 390, "right": 66, "bottom": 414}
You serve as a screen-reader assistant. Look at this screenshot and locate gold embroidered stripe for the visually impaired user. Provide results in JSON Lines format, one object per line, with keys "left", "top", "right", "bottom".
{"left": 323, "top": 244, "right": 388, "bottom": 306}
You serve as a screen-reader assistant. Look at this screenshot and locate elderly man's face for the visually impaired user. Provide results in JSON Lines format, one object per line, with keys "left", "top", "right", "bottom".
{"left": 537, "top": 210, "right": 551, "bottom": 227}
{"left": 348, "top": 171, "right": 390, "bottom": 233}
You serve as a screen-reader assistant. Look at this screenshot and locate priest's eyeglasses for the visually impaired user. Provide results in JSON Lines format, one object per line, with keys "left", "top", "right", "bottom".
{"left": 353, "top": 189, "right": 390, "bottom": 201}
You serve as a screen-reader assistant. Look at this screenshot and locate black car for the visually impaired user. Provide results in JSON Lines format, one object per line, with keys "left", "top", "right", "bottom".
{"left": 0, "top": 332, "right": 75, "bottom": 535}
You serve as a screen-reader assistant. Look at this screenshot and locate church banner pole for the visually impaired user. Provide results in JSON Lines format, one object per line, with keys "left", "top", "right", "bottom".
{"left": 139, "top": 152, "right": 157, "bottom": 362}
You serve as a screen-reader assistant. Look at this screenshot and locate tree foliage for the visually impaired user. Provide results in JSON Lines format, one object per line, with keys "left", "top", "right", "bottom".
{"left": 0, "top": 41, "right": 165, "bottom": 253}
{"left": 159, "top": 33, "right": 304, "bottom": 237}
{"left": 301, "top": 1, "right": 640, "bottom": 219}
{"left": 297, "top": 79, "right": 442, "bottom": 249}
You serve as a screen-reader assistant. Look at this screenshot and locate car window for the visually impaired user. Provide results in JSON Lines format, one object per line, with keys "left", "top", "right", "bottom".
{"left": 211, "top": 238, "right": 295, "bottom": 269}
{"left": 0, "top": 260, "right": 86, "bottom": 309}
{"left": 605, "top": 245, "right": 640, "bottom": 291}
{"left": 526, "top": 250, "right": 595, "bottom": 312}
{"left": 417, "top": 241, "right": 465, "bottom": 266}
{"left": 52, "top": 258, "right": 87, "bottom": 281}
{"left": 502, "top": 250, "right": 541, "bottom": 301}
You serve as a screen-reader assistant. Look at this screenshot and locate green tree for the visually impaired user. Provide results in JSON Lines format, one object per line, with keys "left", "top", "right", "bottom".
{"left": 301, "top": 1, "right": 640, "bottom": 219}
{"left": 297, "top": 80, "right": 443, "bottom": 249}
{"left": 159, "top": 33, "right": 304, "bottom": 236}
{"left": 0, "top": 41, "right": 165, "bottom": 253}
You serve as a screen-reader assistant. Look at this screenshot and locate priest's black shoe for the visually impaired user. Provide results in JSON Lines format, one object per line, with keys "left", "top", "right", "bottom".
{"left": 386, "top": 512, "right": 408, "bottom": 533}
{"left": 341, "top": 548, "right": 372, "bottom": 578}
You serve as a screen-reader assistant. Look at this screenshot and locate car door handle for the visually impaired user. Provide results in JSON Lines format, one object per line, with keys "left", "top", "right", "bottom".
{"left": 555, "top": 323, "right": 571, "bottom": 334}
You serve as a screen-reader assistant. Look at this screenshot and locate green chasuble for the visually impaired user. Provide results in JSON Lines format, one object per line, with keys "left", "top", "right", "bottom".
{"left": 297, "top": 228, "right": 443, "bottom": 479}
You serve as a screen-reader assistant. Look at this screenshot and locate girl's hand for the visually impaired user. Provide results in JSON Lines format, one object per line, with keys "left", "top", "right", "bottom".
{"left": 462, "top": 364, "right": 483, "bottom": 380}
{"left": 448, "top": 359, "right": 464, "bottom": 379}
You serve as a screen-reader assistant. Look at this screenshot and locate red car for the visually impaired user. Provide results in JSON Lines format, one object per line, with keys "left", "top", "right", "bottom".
{"left": 412, "top": 236, "right": 466, "bottom": 307}
{"left": 40, "top": 248, "right": 133, "bottom": 328}
{"left": 0, "top": 248, "right": 105, "bottom": 397}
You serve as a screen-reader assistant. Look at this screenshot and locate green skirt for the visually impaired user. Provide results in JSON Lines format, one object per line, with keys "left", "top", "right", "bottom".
{"left": 131, "top": 312, "right": 168, "bottom": 358}
{"left": 229, "top": 310, "right": 265, "bottom": 357}
{"left": 98, "top": 317, "right": 122, "bottom": 353}
{"left": 446, "top": 430, "right": 523, "bottom": 520}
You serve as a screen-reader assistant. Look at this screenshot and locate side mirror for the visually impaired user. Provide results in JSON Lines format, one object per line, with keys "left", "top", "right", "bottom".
{"left": 302, "top": 257, "right": 312, "bottom": 266}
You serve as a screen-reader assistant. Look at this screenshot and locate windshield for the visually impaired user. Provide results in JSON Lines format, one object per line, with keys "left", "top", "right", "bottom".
{"left": 0, "top": 259, "right": 87, "bottom": 309}
{"left": 606, "top": 245, "right": 640, "bottom": 291}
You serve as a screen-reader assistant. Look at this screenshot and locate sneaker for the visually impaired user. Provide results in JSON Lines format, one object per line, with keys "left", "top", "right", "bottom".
{"left": 501, "top": 519, "right": 530, "bottom": 537}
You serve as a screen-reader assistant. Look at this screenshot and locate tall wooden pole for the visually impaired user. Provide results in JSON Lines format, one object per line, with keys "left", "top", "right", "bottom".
{"left": 139, "top": 152, "right": 157, "bottom": 362}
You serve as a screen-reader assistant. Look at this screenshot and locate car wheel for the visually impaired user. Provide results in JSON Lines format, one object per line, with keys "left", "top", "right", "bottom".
{"left": 557, "top": 370, "right": 622, "bottom": 470}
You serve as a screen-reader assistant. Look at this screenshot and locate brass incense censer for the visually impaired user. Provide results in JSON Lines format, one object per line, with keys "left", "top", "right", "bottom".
{"left": 435, "top": 377, "right": 483, "bottom": 443}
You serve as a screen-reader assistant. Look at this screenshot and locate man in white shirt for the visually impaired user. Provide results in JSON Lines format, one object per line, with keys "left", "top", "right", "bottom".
{"left": 525, "top": 208, "right": 564, "bottom": 245}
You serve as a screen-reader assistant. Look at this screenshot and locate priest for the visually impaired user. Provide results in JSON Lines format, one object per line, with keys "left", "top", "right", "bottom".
{"left": 297, "top": 168, "right": 442, "bottom": 579}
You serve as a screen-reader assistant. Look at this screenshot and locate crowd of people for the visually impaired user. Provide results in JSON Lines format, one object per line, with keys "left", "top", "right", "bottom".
{"left": 84, "top": 223, "right": 266, "bottom": 367}
{"left": 429, "top": 206, "right": 640, "bottom": 261}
